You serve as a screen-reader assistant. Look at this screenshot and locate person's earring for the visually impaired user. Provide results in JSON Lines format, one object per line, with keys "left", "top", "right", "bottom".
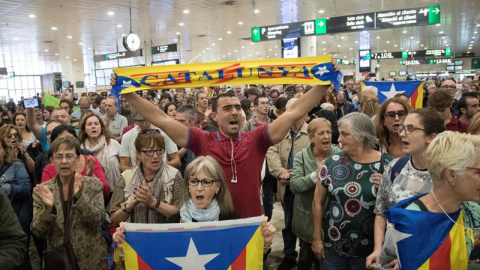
{"left": 451, "top": 181, "right": 455, "bottom": 186}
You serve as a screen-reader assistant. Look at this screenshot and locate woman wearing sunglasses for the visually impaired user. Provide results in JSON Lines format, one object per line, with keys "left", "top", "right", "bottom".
{"left": 367, "top": 108, "right": 445, "bottom": 269}
{"left": 374, "top": 97, "right": 411, "bottom": 159}
{"left": 108, "top": 130, "right": 183, "bottom": 227}
{"left": 0, "top": 125, "right": 35, "bottom": 175}
{"left": 112, "top": 156, "right": 276, "bottom": 268}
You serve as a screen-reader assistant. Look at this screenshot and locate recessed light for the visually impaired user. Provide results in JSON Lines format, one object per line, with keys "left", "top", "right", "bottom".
{"left": 44, "top": 49, "right": 48, "bottom": 52}
{"left": 234, "top": 50, "right": 237, "bottom": 52}
{"left": 275, "top": 45, "right": 278, "bottom": 48}
{"left": 274, "top": 54, "right": 278, "bottom": 56}
{"left": 250, "top": 42, "right": 254, "bottom": 45}
{"left": 228, "top": 53, "right": 231, "bottom": 55}
{"left": 355, "top": 41, "right": 358, "bottom": 44}
{"left": 122, "top": 34, "right": 126, "bottom": 37}
{"left": 67, "top": 36, "right": 72, "bottom": 39}
{"left": 334, "top": 54, "right": 337, "bottom": 57}
{"left": 386, "top": 41, "right": 390, "bottom": 43}
{"left": 117, "top": 24, "right": 122, "bottom": 28}
{"left": 445, "top": 44, "right": 449, "bottom": 47}
{"left": 323, "top": 53, "right": 326, "bottom": 55}
{"left": 420, "top": 44, "right": 424, "bottom": 46}
{"left": 337, "top": 45, "right": 341, "bottom": 47}
{"left": 322, "top": 41, "right": 326, "bottom": 44}
{"left": 179, "top": 22, "right": 184, "bottom": 26}
{"left": 29, "top": 14, "right": 35, "bottom": 18}
{"left": 202, "top": 51, "right": 205, "bottom": 53}
{"left": 173, "top": 39, "right": 178, "bottom": 42}
{"left": 51, "top": 27, "right": 57, "bottom": 30}
{"left": 256, "top": 52, "right": 259, "bottom": 54}
{"left": 473, "top": 36, "right": 476, "bottom": 39}
{"left": 55, "top": 53, "right": 59, "bottom": 56}
{"left": 65, "top": 56, "right": 70, "bottom": 59}
{"left": 469, "top": 47, "right": 472, "bottom": 50}
{"left": 349, "top": 48, "right": 353, "bottom": 50}
{"left": 341, "top": 36, "right": 345, "bottom": 39}
{"left": 318, "top": 10, "right": 325, "bottom": 14}
{"left": 249, "top": 54, "right": 252, "bottom": 57}
{"left": 436, "top": 24, "right": 441, "bottom": 26}
{"left": 477, "top": 24, "right": 480, "bottom": 27}
{"left": 416, "top": 41, "right": 420, "bottom": 43}
{"left": 13, "top": 37, "right": 18, "bottom": 40}
{"left": 442, "top": 36, "right": 446, "bottom": 39}
{"left": 439, "top": 31, "right": 444, "bottom": 34}
{"left": 383, "top": 50, "right": 386, "bottom": 52}
{"left": 269, "top": 48, "right": 272, "bottom": 51}
{"left": 254, "top": 9, "right": 260, "bottom": 13}
{"left": 238, "top": 22, "right": 243, "bottom": 25}
{"left": 410, "top": 36, "right": 414, "bottom": 39}
{"left": 218, "top": 37, "right": 223, "bottom": 41}
{"left": 475, "top": 31, "right": 479, "bottom": 34}
{"left": 468, "top": 51, "right": 471, "bottom": 53}
{"left": 183, "top": 9, "right": 189, "bottom": 14}
{"left": 73, "top": 59, "right": 77, "bottom": 62}
{"left": 107, "top": 11, "right": 114, "bottom": 16}
{"left": 394, "top": 44, "right": 398, "bottom": 47}
{"left": 376, "top": 36, "right": 380, "bottom": 39}
{"left": 323, "top": 48, "right": 326, "bottom": 50}
{"left": 241, "top": 46, "right": 245, "bottom": 49}
{"left": 402, "top": 30, "right": 407, "bottom": 33}
{"left": 78, "top": 42, "right": 82, "bottom": 45}
{"left": 227, "top": 31, "right": 231, "bottom": 34}
{"left": 88, "top": 47, "right": 91, "bottom": 50}
{"left": 212, "top": 43, "right": 215, "bottom": 46}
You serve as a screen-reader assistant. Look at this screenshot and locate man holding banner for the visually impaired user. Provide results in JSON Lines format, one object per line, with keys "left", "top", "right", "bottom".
{"left": 111, "top": 56, "right": 341, "bottom": 219}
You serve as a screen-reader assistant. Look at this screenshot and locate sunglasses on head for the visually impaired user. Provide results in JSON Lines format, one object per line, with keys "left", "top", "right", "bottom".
{"left": 139, "top": 129, "right": 161, "bottom": 135}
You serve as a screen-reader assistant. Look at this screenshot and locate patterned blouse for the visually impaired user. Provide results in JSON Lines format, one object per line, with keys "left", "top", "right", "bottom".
{"left": 374, "top": 157, "right": 432, "bottom": 217}
{"left": 320, "top": 152, "right": 392, "bottom": 257}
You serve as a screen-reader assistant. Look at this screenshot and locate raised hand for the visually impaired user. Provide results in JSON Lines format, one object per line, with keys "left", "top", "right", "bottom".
{"left": 73, "top": 173, "right": 84, "bottom": 197}
{"left": 33, "top": 184, "right": 54, "bottom": 211}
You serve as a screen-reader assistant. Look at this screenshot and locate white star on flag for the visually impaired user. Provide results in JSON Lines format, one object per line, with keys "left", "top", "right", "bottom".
{"left": 166, "top": 238, "right": 219, "bottom": 270}
{"left": 381, "top": 83, "right": 405, "bottom": 99}
{"left": 122, "top": 79, "right": 133, "bottom": 85}
{"left": 315, "top": 66, "right": 330, "bottom": 76}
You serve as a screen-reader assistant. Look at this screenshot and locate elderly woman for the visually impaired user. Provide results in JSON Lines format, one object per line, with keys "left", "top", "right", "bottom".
{"left": 375, "top": 97, "right": 410, "bottom": 158}
{"left": 108, "top": 130, "right": 183, "bottom": 226}
{"left": 290, "top": 118, "right": 341, "bottom": 269}
{"left": 41, "top": 125, "right": 111, "bottom": 198}
{"left": 31, "top": 136, "right": 108, "bottom": 269}
{"left": 0, "top": 131, "right": 32, "bottom": 269}
{"left": 379, "top": 132, "right": 480, "bottom": 269}
{"left": 366, "top": 108, "right": 445, "bottom": 269}
{"left": 312, "top": 112, "right": 392, "bottom": 270}
{"left": 78, "top": 111, "right": 121, "bottom": 191}
{"left": 112, "top": 156, "right": 276, "bottom": 266}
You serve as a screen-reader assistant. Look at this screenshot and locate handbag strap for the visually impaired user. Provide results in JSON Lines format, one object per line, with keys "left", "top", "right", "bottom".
{"left": 57, "top": 174, "right": 75, "bottom": 246}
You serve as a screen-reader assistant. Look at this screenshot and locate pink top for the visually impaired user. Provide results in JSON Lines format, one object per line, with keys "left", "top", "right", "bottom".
{"left": 41, "top": 155, "right": 111, "bottom": 197}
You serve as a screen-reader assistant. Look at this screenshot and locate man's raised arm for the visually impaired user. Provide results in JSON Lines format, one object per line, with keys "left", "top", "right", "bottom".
{"left": 122, "top": 92, "right": 189, "bottom": 148}
{"left": 26, "top": 108, "right": 42, "bottom": 139}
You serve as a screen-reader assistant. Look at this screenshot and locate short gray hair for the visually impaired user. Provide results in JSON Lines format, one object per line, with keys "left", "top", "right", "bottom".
{"left": 362, "top": 86, "right": 378, "bottom": 96}
{"left": 338, "top": 112, "right": 378, "bottom": 149}
{"left": 177, "top": 105, "right": 198, "bottom": 121}
{"left": 195, "top": 90, "right": 206, "bottom": 101}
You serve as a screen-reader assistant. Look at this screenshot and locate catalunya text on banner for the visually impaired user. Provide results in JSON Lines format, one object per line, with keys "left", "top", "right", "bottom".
{"left": 120, "top": 216, "right": 264, "bottom": 270}
{"left": 112, "top": 56, "right": 343, "bottom": 96}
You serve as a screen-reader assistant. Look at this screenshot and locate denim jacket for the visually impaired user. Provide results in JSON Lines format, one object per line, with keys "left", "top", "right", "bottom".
{"left": 0, "top": 161, "right": 32, "bottom": 226}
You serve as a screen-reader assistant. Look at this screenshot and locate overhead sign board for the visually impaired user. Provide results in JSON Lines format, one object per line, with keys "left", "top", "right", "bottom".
{"left": 94, "top": 49, "right": 143, "bottom": 62}
{"left": 359, "top": 49, "right": 371, "bottom": 72}
{"left": 376, "top": 5, "right": 440, "bottom": 29}
{"left": 251, "top": 20, "right": 315, "bottom": 41}
{"left": 400, "top": 58, "right": 452, "bottom": 65}
{"left": 369, "top": 48, "right": 450, "bottom": 59}
{"left": 151, "top": 44, "right": 177, "bottom": 55}
{"left": 252, "top": 5, "right": 440, "bottom": 41}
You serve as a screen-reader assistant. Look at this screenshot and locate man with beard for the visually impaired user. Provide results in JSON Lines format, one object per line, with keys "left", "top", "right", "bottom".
{"left": 458, "top": 92, "right": 479, "bottom": 124}
{"left": 335, "top": 90, "right": 355, "bottom": 119}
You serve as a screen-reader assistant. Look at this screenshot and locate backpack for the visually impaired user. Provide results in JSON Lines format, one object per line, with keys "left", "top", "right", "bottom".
{"left": 390, "top": 155, "right": 410, "bottom": 182}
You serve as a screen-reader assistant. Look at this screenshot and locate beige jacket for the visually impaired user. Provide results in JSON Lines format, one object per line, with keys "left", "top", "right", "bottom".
{"left": 266, "top": 122, "right": 310, "bottom": 199}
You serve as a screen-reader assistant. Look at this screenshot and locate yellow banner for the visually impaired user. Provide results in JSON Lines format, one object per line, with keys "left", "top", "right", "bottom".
{"left": 114, "top": 56, "right": 340, "bottom": 94}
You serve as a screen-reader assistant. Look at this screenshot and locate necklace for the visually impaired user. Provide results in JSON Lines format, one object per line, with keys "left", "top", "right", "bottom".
{"left": 431, "top": 190, "right": 480, "bottom": 230}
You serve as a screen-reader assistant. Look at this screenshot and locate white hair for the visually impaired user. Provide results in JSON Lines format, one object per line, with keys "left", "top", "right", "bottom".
{"left": 320, "top": 102, "right": 334, "bottom": 110}
{"left": 362, "top": 86, "right": 378, "bottom": 96}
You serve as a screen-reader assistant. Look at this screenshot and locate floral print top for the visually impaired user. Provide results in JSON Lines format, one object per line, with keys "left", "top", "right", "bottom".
{"left": 320, "top": 152, "right": 392, "bottom": 257}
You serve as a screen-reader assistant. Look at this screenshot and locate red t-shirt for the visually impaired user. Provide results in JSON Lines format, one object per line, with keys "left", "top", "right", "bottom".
{"left": 122, "top": 123, "right": 135, "bottom": 135}
{"left": 187, "top": 125, "right": 273, "bottom": 218}
{"left": 446, "top": 115, "right": 469, "bottom": 133}
{"left": 41, "top": 155, "right": 111, "bottom": 197}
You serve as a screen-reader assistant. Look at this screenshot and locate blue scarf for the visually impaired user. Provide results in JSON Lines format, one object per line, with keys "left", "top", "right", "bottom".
{"left": 180, "top": 198, "right": 220, "bottom": 223}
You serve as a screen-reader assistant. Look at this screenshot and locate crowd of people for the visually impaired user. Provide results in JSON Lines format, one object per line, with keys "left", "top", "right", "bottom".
{"left": 2, "top": 66, "right": 480, "bottom": 270}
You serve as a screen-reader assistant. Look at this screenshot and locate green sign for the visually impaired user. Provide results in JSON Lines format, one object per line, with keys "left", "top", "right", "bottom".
{"left": 472, "top": 58, "right": 480, "bottom": 69}
{"left": 315, "top": 19, "right": 327, "bottom": 35}
{"left": 429, "top": 5, "right": 441, "bottom": 24}
{"left": 445, "top": 47, "right": 451, "bottom": 56}
{"left": 429, "top": 60, "right": 434, "bottom": 65}
{"left": 402, "top": 51, "right": 408, "bottom": 59}
{"left": 365, "top": 53, "right": 371, "bottom": 60}
{"left": 400, "top": 61, "right": 405, "bottom": 66}
{"left": 251, "top": 27, "right": 260, "bottom": 42}
{"left": 75, "top": 81, "right": 84, "bottom": 88}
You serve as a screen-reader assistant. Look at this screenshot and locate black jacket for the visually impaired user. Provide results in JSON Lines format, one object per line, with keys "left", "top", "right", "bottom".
{"left": 336, "top": 101, "right": 355, "bottom": 119}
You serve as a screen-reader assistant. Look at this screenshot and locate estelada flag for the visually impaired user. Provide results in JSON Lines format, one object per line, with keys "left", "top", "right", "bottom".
{"left": 121, "top": 216, "right": 264, "bottom": 270}
{"left": 111, "top": 56, "right": 343, "bottom": 96}
{"left": 385, "top": 195, "right": 471, "bottom": 270}
{"left": 361, "top": 81, "right": 424, "bottom": 108}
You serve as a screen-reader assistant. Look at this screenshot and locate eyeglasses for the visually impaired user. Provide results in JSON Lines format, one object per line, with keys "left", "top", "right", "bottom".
{"left": 384, "top": 110, "right": 407, "bottom": 119}
{"left": 442, "top": 85, "right": 456, "bottom": 89}
{"left": 53, "top": 154, "right": 77, "bottom": 162}
{"left": 139, "top": 129, "right": 160, "bottom": 135}
{"left": 398, "top": 124, "right": 427, "bottom": 135}
{"left": 7, "top": 133, "right": 19, "bottom": 139}
{"left": 188, "top": 178, "right": 218, "bottom": 187}
{"left": 140, "top": 148, "right": 164, "bottom": 156}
